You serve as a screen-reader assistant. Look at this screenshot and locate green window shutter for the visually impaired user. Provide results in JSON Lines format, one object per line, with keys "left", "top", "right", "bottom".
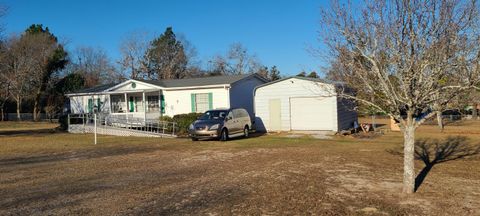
{"left": 208, "top": 93, "right": 213, "bottom": 109}
{"left": 129, "top": 96, "right": 134, "bottom": 112}
{"left": 191, "top": 93, "right": 196, "bottom": 113}
{"left": 97, "top": 98, "right": 101, "bottom": 110}
{"left": 87, "top": 98, "right": 93, "bottom": 113}
{"left": 160, "top": 95, "right": 165, "bottom": 114}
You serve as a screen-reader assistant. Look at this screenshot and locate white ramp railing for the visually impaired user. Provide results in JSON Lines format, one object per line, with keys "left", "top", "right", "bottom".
{"left": 67, "top": 113, "right": 177, "bottom": 137}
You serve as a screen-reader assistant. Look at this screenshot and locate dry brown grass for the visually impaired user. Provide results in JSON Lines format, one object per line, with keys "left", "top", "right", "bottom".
{"left": 0, "top": 120, "right": 479, "bottom": 215}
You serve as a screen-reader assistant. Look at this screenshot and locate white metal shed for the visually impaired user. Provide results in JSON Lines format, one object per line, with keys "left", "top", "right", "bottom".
{"left": 253, "top": 77, "right": 357, "bottom": 132}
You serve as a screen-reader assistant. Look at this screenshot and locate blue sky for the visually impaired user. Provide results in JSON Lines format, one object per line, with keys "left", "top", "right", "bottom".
{"left": 3, "top": 0, "right": 328, "bottom": 75}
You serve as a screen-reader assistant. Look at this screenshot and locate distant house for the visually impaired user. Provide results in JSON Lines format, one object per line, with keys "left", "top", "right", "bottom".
{"left": 254, "top": 76, "right": 357, "bottom": 132}
{"left": 66, "top": 74, "right": 267, "bottom": 121}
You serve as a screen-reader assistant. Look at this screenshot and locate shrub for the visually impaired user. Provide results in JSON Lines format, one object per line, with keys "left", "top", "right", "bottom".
{"left": 159, "top": 115, "right": 174, "bottom": 122}
{"left": 172, "top": 113, "right": 203, "bottom": 135}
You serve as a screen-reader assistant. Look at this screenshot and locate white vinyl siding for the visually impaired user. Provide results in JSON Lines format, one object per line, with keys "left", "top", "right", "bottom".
{"left": 254, "top": 78, "right": 356, "bottom": 132}
{"left": 70, "top": 95, "right": 110, "bottom": 114}
{"left": 162, "top": 87, "right": 229, "bottom": 116}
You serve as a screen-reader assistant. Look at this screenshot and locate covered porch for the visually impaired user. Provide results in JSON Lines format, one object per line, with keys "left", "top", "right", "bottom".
{"left": 108, "top": 90, "right": 165, "bottom": 124}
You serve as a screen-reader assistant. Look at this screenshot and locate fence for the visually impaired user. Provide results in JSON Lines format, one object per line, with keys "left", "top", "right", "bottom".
{"left": 67, "top": 113, "right": 177, "bottom": 138}
{"left": 4, "top": 113, "right": 50, "bottom": 121}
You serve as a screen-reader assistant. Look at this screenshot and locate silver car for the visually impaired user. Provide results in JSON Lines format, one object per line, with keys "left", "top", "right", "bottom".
{"left": 188, "top": 108, "right": 252, "bottom": 141}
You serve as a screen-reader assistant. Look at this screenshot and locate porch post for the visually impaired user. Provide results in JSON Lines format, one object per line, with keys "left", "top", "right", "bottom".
{"left": 159, "top": 90, "right": 162, "bottom": 118}
{"left": 124, "top": 92, "right": 128, "bottom": 123}
{"left": 142, "top": 91, "right": 146, "bottom": 124}
{"left": 108, "top": 94, "right": 112, "bottom": 114}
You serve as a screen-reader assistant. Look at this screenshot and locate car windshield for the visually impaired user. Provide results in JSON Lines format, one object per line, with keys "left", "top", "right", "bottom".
{"left": 199, "top": 110, "right": 228, "bottom": 120}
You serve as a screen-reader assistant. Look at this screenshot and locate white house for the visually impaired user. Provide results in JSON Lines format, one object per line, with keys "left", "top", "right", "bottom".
{"left": 254, "top": 76, "right": 357, "bottom": 132}
{"left": 66, "top": 74, "right": 267, "bottom": 122}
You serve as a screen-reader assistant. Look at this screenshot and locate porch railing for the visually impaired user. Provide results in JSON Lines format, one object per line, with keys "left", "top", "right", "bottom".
{"left": 67, "top": 113, "right": 177, "bottom": 136}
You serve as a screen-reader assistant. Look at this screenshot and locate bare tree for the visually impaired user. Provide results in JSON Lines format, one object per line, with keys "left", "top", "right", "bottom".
{"left": 72, "top": 46, "right": 119, "bottom": 87}
{"left": 0, "top": 78, "right": 10, "bottom": 121}
{"left": 320, "top": 0, "right": 480, "bottom": 193}
{"left": 118, "top": 31, "right": 151, "bottom": 79}
{"left": 0, "top": 35, "right": 34, "bottom": 120}
{"left": 209, "top": 42, "right": 262, "bottom": 75}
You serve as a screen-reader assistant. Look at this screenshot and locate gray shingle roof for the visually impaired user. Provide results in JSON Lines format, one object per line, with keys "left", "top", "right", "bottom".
{"left": 138, "top": 74, "right": 257, "bottom": 88}
{"left": 69, "top": 74, "right": 266, "bottom": 95}
{"left": 70, "top": 83, "right": 119, "bottom": 94}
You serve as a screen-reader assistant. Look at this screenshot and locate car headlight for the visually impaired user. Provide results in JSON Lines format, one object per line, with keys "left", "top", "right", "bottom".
{"left": 189, "top": 124, "right": 194, "bottom": 130}
{"left": 209, "top": 124, "right": 219, "bottom": 130}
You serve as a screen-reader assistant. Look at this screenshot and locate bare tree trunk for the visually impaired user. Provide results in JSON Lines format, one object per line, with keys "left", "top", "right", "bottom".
{"left": 436, "top": 111, "right": 444, "bottom": 131}
{"left": 371, "top": 114, "right": 376, "bottom": 131}
{"left": 16, "top": 98, "right": 21, "bottom": 121}
{"left": 402, "top": 113, "right": 416, "bottom": 194}
{"left": 0, "top": 108, "right": 3, "bottom": 121}
{"left": 473, "top": 104, "right": 478, "bottom": 120}
{"left": 33, "top": 103, "right": 37, "bottom": 121}
{"left": 33, "top": 90, "right": 42, "bottom": 122}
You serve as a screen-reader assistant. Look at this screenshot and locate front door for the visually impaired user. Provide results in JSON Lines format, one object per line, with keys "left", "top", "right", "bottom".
{"left": 129, "top": 96, "right": 135, "bottom": 112}
{"left": 87, "top": 98, "right": 93, "bottom": 113}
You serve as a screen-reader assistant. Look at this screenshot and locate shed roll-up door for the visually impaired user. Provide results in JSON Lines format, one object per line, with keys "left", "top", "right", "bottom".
{"left": 290, "top": 97, "right": 334, "bottom": 130}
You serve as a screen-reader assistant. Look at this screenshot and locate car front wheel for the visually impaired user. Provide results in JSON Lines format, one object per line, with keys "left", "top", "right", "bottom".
{"left": 220, "top": 129, "right": 228, "bottom": 141}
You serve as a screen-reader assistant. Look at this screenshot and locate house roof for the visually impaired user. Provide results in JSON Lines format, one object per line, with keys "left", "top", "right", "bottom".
{"left": 68, "top": 74, "right": 266, "bottom": 95}
{"left": 70, "top": 83, "right": 119, "bottom": 94}
{"left": 137, "top": 74, "right": 260, "bottom": 88}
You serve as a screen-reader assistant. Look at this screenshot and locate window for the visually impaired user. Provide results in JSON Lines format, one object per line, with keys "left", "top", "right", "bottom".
{"left": 191, "top": 93, "right": 213, "bottom": 113}
{"left": 198, "top": 110, "right": 228, "bottom": 120}
{"left": 147, "top": 96, "right": 159, "bottom": 112}
{"left": 195, "top": 93, "right": 209, "bottom": 113}
{"left": 87, "top": 98, "right": 102, "bottom": 113}
{"left": 111, "top": 95, "right": 124, "bottom": 113}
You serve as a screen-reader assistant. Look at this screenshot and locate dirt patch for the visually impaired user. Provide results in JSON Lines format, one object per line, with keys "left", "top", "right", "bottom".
{"left": 0, "top": 121, "right": 480, "bottom": 215}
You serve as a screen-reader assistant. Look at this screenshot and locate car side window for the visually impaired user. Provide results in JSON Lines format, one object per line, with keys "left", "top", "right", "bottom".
{"left": 233, "top": 109, "right": 240, "bottom": 118}
{"left": 226, "top": 111, "right": 233, "bottom": 120}
{"left": 241, "top": 109, "right": 248, "bottom": 118}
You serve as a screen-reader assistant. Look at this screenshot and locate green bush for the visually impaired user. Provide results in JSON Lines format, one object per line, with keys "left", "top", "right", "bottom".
{"left": 172, "top": 113, "right": 203, "bottom": 135}
{"left": 159, "top": 115, "right": 174, "bottom": 122}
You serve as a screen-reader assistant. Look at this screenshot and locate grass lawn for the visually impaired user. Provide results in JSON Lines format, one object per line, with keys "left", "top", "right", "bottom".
{"left": 0, "top": 119, "right": 479, "bottom": 215}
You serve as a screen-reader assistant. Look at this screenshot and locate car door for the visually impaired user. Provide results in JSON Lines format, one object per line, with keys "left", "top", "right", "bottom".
{"left": 231, "top": 109, "right": 242, "bottom": 134}
{"left": 224, "top": 111, "right": 237, "bottom": 134}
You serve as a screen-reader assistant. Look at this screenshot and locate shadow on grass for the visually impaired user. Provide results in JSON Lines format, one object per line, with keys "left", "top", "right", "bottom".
{"left": 0, "top": 145, "right": 159, "bottom": 166}
{"left": 0, "top": 128, "right": 60, "bottom": 136}
{"left": 387, "top": 136, "right": 480, "bottom": 192}
{"left": 413, "top": 136, "right": 480, "bottom": 191}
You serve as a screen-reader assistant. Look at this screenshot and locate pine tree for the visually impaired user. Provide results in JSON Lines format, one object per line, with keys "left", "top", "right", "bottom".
{"left": 146, "top": 27, "right": 187, "bottom": 79}
{"left": 307, "top": 71, "right": 319, "bottom": 78}
{"left": 269, "top": 66, "right": 281, "bottom": 81}
{"left": 296, "top": 71, "right": 306, "bottom": 77}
